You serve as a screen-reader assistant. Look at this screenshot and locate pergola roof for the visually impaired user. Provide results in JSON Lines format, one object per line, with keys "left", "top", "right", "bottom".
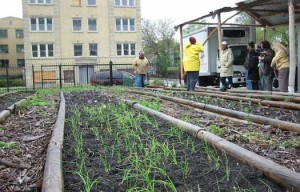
{"left": 174, "top": 0, "right": 300, "bottom": 30}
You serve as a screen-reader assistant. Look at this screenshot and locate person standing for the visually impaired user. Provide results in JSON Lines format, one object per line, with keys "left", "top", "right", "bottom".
{"left": 182, "top": 36, "right": 204, "bottom": 91}
{"left": 220, "top": 41, "right": 234, "bottom": 91}
{"left": 258, "top": 40, "right": 275, "bottom": 91}
{"left": 132, "top": 51, "right": 149, "bottom": 87}
{"left": 246, "top": 41, "right": 260, "bottom": 90}
{"left": 271, "top": 43, "right": 289, "bottom": 92}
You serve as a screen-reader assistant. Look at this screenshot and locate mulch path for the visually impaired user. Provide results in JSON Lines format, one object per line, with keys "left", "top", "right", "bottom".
{"left": 0, "top": 93, "right": 59, "bottom": 191}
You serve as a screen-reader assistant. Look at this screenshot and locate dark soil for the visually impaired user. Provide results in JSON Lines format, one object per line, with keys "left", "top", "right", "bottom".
{"left": 0, "top": 93, "right": 59, "bottom": 191}
{"left": 123, "top": 89, "right": 300, "bottom": 173}
{"left": 1, "top": 88, "right": 298, "bottom": 192}
{"left": 63, "top": 90, "right": 285, "bottom": 192}
{"left": 0, "top": 91, "right": 34, "bottom": 112}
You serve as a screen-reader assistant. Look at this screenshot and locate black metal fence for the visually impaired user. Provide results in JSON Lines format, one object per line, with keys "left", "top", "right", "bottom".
{"left": 0, "top": 62, "right": 180, "bottom": 92}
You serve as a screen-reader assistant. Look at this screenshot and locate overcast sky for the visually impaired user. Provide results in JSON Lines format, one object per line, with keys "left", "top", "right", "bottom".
{"left": 0, "top": 0, "right": 241, "bottom": 24}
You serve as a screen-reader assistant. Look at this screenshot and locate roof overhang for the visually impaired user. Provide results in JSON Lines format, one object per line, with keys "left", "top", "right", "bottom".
{"left": 174, "top": 0, "right": 300, "bottom": 30}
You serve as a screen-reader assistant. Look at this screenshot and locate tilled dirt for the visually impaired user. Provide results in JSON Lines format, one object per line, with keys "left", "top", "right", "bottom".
{"left": 0, "top": 88, "right": 299, "bottom": 191}
{"left": 120, "top": 89, "right": 300, "bottom": 173}
{"left": 0, "top": 92, "right": 34, "bottom": 112}
{"left": 0, "top": 93, "right": 59, "bottom": 191}
{"left": 63, "top": 90, "right": 285, "bottom": 191}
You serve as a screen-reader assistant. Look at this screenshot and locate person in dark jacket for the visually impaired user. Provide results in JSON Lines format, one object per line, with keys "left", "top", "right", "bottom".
{"left": 258, "top": 40, "right": 275, "bottom": 91}
{"left": 246, "top": 42, "right": 260, "bottom": 90}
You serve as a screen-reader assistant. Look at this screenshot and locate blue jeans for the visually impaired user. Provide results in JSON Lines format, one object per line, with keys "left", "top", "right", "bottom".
{"left": 135, "top": 74, "right": 146, "bottom": 87}
{"left": 186, "top": 71, "right": 199, "bottom": 91}
{"left": 245, "top": 69, "right": 252, "bottom": 90}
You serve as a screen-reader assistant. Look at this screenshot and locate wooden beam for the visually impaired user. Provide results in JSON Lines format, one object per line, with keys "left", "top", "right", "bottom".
{"left": 189, "top": 22, "right": 262, "bottom": 27}
{"left": 289, "top": 0, "right": 296, "bottom": 93}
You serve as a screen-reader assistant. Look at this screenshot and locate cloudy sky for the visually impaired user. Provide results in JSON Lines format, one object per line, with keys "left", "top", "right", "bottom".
{"left": 0, "top": 0, "right": 241, "bottom": 24}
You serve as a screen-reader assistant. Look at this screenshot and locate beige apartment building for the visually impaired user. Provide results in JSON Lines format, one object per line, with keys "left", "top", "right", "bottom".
{"left": 22, "top": 0, "right": 142, "bottom": 87}
{"left": 0, "top": 17, "right": 25, "bottom": 77}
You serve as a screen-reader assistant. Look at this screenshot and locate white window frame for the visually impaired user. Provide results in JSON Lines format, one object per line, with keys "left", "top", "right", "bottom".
{"left": 116, "top": 43, "right": 135, "bottom": 56}
{"left": 31, "top": 44, "right": 54, "bottom": 58}
{"left": 115, "top": 18, "right": 135, "bottom": 32}
{"left": 88, "top": 19, "right": 97, "bottom": 32}
{"left": 87, "top": 0, "right": 96, "bottom": 6}
{"left": 89, "top": 43, "right": 98, "bottom": 56}
{"left": 73, "top": 18, "right": 82, "bottom": 32}
{"left": 115, "top": 0, "right": 135, "bottom": 6}
{"left": 30, "top": 17, "right": 53, "bottom": 32}
{"left": 74, "top": 44, "right": 83, "bottom": 57}
{"left": 29, "top": 0, "right": 52, "bottom": 5}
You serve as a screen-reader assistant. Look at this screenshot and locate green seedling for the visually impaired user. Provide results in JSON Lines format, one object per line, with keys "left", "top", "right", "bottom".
{"left": 203, "top": 140, "right": 220, "bottom": 170}
{"left": 206, "top": 124, "right": 224, "bottom": 136}
{"left": 0, "top": 141, "right": 17, "bottom": 149}
{"left": 139, "top": 99, "right": 161, "bottom": 111}
{"left": 76, "top": 171, "right": 100, "bottom": 192}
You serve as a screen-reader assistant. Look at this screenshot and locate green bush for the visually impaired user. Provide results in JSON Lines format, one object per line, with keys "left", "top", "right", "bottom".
{"left": 0, "top": 79, "right": 25, "bottom": 87}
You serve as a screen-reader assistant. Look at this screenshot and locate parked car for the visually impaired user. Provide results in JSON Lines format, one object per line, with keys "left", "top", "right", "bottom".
{"left": 90, "top": 70, "right": 135, "bottom": 86}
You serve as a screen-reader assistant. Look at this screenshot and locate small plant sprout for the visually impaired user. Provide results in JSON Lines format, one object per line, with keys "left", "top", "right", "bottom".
{"left": 75, "top": 171, "right": 100, "bottom": 192}
{"left": 0, "top": 141, "right": 17, "bottom": 149}
{"left": 206, "top": 124, "right": 224, "bottom": 136}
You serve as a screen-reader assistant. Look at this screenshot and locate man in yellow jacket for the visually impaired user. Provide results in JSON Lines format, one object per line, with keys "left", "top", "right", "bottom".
{"left": 183, "top": 37, "right": 204, "bottom": 91}
{"left": 132, "top": 51, "right": 149, "bottom": 87}
{"left": 271, "top": 43, "right": 289, "bottom": 92}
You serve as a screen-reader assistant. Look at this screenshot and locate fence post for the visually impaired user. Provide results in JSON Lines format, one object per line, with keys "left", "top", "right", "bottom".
{"left": 32, "top": 65, "right": 35, "bottom": 91}
{"left": 73, "top": 65, "right": 76, "bottom": 86}
{"left": 59, "top": 64, "right": 62, "bottom": 89}
{"left": 6, "top": 66, "right": 9, "bottom": 92}
{"left": 109, "top": 60, "right": 113, "bottom": 86}
{"left": 41, "top": 65, "right": 44, "bottom": 89}
{"left": 86, "top": 64, "right": 89, "bottom": 85}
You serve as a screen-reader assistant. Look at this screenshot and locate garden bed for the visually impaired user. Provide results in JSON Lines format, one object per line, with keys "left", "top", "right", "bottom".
{"left": 63, "top": 90, "right": 284, "bottom": 191}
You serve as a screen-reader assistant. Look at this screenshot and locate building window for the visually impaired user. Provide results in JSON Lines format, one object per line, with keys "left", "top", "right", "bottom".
{"left": 0, "top": 45, "right": 9, "bottom": 53}
{"left": 16, "top": 44, "right": 24, "bottom": 53}
{"left": 64, "top": 70, "right": 74, "bottom": 83}
{"left": 72, "top": 0, "right": 81, "bottom": 6}
{"left": 116, "top": 18, "right": 135, "bottom": 32}
{"left": 29, "top": 0, "right": 52, "bottom": 4}
{"left": 31, "top": 44, "right": 54, "bottom": 57}
{"left": 16, "top": 30, "right": 24, "bottom": 38}
{"left": 115, "top": 0, "right": 134, "bottom": 6}
{"left": 30, "top": 17, "right": 53, "bottom": 32}
{"left": 87, "top": 0, "right": 96, "bottom": 6}
{"left": 116, "top": 43, "right": 135, "bottom": 56}
{"left": 89, "top": 43, "right": 97, "bottom": 56}
{"left": 0, "top": 30, "right": 8, "bottom": 38}
{"left": 88, "top": 19, "right": 97, "bottom": 32}
{"left": 0, "top": 60, "right": 9, "bottom": 67}
{"left": 73, "top": 19, "right": 82, "bottom": 32}
{"left": 17, "top": 59, "right": 25, "bottom": 67}
{"left": 74, "top": 44, "right": 83, "bottom": 56}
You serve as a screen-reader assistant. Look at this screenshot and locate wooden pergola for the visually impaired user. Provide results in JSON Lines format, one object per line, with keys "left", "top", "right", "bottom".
{"left": 175, "top": 0, "right": 300, "bottom": 93}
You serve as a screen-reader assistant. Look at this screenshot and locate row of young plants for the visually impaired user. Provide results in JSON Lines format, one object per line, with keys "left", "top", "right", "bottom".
{"left": 63, "top": 90, "right": 281, "bottom": 192}
{"left": 146, "top": 90, "right": 300, "bottom": 148}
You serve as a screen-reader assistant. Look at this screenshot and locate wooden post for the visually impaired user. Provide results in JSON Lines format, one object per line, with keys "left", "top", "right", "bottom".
{"left": 288, "top": 0, "right": 296, "bottom": 93}
{"left": 179, "top": 26, "right": 184, "bottom": 84}
{"left": 298, "top": 24, "right": 300, "bottom": 92}
{"left": 217, "top": 12, "right": 222, "bottom": 54}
